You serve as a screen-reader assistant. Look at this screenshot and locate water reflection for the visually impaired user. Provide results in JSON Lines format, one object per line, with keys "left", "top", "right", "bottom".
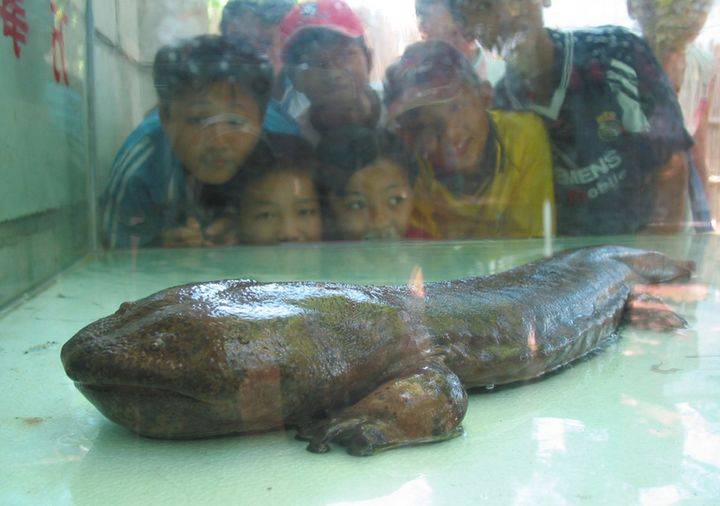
{"left": 677, "top": 402, "right": 720, "bottom": 469}
{"left": 329, "top": 476, "right": 433, "bottom": 506}
{"left": 639, "top": 485, "right": 682, "bottom": 506}
{"left": 532, "top": 417, "right": 585, "bottom": 464}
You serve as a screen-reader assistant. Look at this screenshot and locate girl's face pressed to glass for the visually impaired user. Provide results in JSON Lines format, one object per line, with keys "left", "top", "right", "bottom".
{"left": 330, "top": 158, "right": 413, "bottom": 240}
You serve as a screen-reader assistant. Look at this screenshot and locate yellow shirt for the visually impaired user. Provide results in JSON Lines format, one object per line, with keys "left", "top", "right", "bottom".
{"left": 410, "top": 110, "right": 555, "bottom": 240}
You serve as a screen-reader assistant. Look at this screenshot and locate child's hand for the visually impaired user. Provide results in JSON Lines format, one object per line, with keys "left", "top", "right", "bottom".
{"left": 161, "top": 217, "right": 204, "bottom": 248}
{"left": 203, "top": 217, "right": 239, "bottom": 247}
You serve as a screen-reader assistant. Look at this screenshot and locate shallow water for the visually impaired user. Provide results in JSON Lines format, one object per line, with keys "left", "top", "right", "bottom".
{"left": 1, "top": 236, "right": 719, "bottom": 505}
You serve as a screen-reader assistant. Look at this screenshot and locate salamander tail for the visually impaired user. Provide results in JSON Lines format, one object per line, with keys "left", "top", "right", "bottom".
{"left": 614, "top": 250, "right": 694, "bottom": 284}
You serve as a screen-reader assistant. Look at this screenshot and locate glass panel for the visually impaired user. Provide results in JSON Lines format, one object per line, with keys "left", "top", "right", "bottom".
{"left": 0, "top": 0, "right": 89, "bottom": 306}
{"left": 2, "top": 1, "right": 719, "bottom": 504}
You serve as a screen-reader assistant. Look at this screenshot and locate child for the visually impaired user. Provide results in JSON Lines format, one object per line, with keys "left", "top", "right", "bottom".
{"left": 316, "top": 126, "right": 416, "bottom": 241}
{"left": 628, "top": 0, "right": 715, "bottom": 231}
{"left": 449, "top": 0, "right": 697, "bottom": 235}
{"left": 264, "top": 0, "right": 383, "bottom": 145}
{"left": 415, "top": 0, "right": 506, "bottom": 85}
{"left": 101, "top": 35, "right": 273, "bottom": 249}
{"left": 384, "top": 40, "right": 555, "bottom": 240}
{"left": 220, "top": 0, "right": 295, "bottom": 67}
{"left": 235, "top": 137, "right": 322, "bottom": 244}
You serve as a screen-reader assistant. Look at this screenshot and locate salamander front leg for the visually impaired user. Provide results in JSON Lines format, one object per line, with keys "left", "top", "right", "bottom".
{"left": 624, "top": 292, "right": 687, "bottom": 331}
{"left": 297, "top": 361, "right": 467, "bottom": 456}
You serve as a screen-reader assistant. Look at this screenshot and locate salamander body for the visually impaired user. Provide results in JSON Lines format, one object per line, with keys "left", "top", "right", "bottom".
{"left": 61, "top": 246, "right": 691, "bottom": 455}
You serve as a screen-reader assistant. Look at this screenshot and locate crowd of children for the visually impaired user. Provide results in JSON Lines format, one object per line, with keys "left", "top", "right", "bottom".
{"left": 101, "top": 0, "right": 716, "bottom": 248}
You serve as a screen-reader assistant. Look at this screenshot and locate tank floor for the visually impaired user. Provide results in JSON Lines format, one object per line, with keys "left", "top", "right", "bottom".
{"left": 2, "top": 236, "right": 719, "bottom": 505}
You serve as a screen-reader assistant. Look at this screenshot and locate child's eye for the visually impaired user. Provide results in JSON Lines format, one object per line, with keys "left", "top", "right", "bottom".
{"left": 186, "top": 117, "right": 205, "bottom": 125}
{"left": 298, "top": 208, "right": 318, "bottom": 217}
{"left": 346, "top": 200, "right": 366, "bottom": 211}
{"left": 254, "top": 211, "right": 276, "bottom": 221}
{"left": 414, "top": 123, "right": 442, "bottom": 141}
{"left": 341, "top": 47, "right": 362, "bottom": 61}
{"left": 406, "top": 122, "right": 427, "bottom": 135}
{"left": 388, "top": 195, "right": 407, "bottom": 207}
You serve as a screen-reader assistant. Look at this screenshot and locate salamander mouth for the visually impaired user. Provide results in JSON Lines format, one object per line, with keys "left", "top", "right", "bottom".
{"left": 77, "top": 383, "right": 201, "bottom": 402}
{"left": 74, "top": 382, "right": 229, "bottom": 439}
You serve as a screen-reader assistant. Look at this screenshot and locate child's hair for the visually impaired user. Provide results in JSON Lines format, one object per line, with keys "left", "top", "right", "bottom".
{"left": 153, "top": 35, "right": 274, "bottom": 115}
{"left": 220, "top": 0, "right": 296, "bottom": 34}
{"left": 232, "top": 134, "right": 318, "bottom": 198}
{"left": 415, "top": 0, "right": 450, "bottom": 18}
{"left": 315, "top": 126, "right": 416, "bottom": 196}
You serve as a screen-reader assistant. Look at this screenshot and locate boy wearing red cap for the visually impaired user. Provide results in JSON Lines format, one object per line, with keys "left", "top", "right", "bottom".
{"left": 265, "top": 0, "right": 383, "bottom": 145}
{"left": 385, "top": 41, "right": 555, "bottom": 240}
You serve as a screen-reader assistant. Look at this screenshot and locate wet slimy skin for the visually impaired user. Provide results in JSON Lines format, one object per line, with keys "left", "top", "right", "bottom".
{"left": 61, "top": 246, "right": 692, "bottom": 455}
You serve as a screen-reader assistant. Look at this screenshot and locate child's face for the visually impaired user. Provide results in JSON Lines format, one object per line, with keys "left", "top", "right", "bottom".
{"left": 397, "top": 85, "right": 489, "bottom": 174}
{"left": 238, "top": 170, "right": 322, "bottom": 244}
{"left": 223, "top": 13, "right": 278, "bottom": 56}
{"left": 454, "top": 0, "right": 548, "bottom": 51}
{"left": 329, "top": 158, "right": 413, "bottom": 240}
{"left": 418, "top": 2, "right": 471, "bottom": 51}
{"left": 162, "top": 82, "right": 263, "bottom": 185}
{"left": 292, "top": 36, "right": 370, "bottom": 112}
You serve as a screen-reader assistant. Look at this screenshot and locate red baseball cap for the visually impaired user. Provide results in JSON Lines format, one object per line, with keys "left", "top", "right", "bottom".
{"left": 279, "top": 0, "right": 365, "bottom": 51}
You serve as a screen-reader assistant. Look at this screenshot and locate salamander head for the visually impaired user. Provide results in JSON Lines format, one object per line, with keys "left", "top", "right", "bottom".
{"left": 61, "top": 280, "right": 291, "bottom": 439}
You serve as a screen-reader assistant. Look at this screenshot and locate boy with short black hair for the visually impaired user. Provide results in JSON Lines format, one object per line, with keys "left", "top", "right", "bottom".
{"left": 264, "top": 0, "right": 383, "bottom": 145}
{"left": 102, "top": 35, "right": 273, "bottom": 249}
{"left": 316, "top": 126, "right": 416, "bottom": 240}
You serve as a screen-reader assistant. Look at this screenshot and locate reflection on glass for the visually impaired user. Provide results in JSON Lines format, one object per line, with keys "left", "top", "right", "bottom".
{"left": 98, "top": 0, "right": 712, "bottom": 252}
{"left": 329, "top": 476, "right": 433, "bottom": 506}
{"left": 677, "top": 402, "right": 720, "bottom": 469}
{"left": 639, "top": 485, "right": 682, "bottom": 506}
{"left": 95, "top": 0, "right": 719, "bottom": 251}
{"left": 101, "top": 35, "right": 272, "bottom": 249}
{"left": 4, "top": 0, "right": 720, "bottom": 503}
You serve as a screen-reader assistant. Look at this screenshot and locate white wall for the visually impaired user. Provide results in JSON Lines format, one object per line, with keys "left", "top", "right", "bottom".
{"left": 0, "top": 0, "right": 90, "bottom": 307}
{"left": 90, "top": 0, "right": 209, "bottom": 194}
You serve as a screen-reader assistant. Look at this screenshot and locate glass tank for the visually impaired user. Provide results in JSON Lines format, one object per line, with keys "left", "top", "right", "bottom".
{"left": 1, "top": 1, "right": 719, "bottom": 504}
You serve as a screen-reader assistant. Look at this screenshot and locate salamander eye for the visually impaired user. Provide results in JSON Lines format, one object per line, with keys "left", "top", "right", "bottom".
{"left": 388, "top": 195, "right": 407, "bottom": 207}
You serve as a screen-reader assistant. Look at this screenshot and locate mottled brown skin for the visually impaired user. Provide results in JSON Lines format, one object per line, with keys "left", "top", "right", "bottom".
{"left": 61, "top": 246, "right": 692, "bottom": 455}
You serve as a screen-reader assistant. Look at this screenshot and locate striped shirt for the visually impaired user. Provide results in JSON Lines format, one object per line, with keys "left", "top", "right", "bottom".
{"left": 494, "top": 27, "right": 693, "bottom": 235}
{"left": 101, "top": 109, "right": 190, "bottom": 249}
